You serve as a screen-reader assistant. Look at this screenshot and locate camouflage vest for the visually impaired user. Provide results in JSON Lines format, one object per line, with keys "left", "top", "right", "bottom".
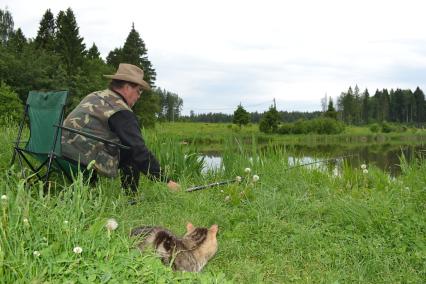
{"left": 61, "top": 89, "right": 132, "bottom": 177}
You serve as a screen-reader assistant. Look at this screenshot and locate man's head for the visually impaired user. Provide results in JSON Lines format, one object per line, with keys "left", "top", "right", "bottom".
{"left": 104, "top": 63, "right": 150, "bottom": 107}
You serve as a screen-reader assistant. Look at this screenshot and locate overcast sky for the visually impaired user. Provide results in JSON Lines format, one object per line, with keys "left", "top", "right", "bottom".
{"left": 3, "top": 0, "right": 426, "bottom": 114}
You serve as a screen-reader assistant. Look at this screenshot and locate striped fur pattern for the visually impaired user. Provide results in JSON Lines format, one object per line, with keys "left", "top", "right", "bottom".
{"left": 130, "top": 223, "right": 218, "bottom": 272}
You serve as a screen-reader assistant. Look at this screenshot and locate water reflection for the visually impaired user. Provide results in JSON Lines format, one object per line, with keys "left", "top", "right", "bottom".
{"left": 201, "top": 144, "right": 426, "bottom": 176}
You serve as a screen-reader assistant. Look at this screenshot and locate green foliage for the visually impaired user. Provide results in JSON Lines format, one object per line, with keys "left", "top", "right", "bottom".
{"left": 1, "top": 123, "right": 426, "bottom": 283}
{"left": 157, "top": 88, "right": 183, "bottom": 122}
{"left": 233, "top": 104, "right": 250, "bottom": 127}
{"left": 34, "top": 9, "right": 56, "bottom": 51}
{"left": 55, "top": 8, "right": 86, "bottom": 77}
{"left": 259, "top": 105, "right": 280, "bottom": 133}
{"left": 0, "top": 7, "right": 14, "bottom": 45}
{"left": 381, "top": 122, "right": 394, "bottom": 133}
{"left": 133, "top": 90, "right": 160, "bottom": 128}
{"left": 277, "top": 117, "right": 345, "bottom": 135}
{"left": 0, "top": 81, "right": 23, "bottom": 124}
{"left": 369, "top": 123, "right": 380, "bottom": 133}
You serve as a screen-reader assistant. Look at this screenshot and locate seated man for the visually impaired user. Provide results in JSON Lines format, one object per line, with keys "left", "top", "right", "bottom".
{"left": 61, "top": 63, "right": 179, "bottom": 193}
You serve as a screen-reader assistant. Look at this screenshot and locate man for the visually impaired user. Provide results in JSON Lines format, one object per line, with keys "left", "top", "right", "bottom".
{"left": 61, "top": 63, "right": 180, "bottom": 193}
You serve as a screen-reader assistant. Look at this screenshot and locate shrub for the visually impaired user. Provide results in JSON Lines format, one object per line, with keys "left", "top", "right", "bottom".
{"left": 370, "top": 123, "right": 380, "bottom": 133}
{"left": 381, "top": 122, "right": 394, "bottom": 133}
{"left": 0, "top": 81, "right": 23, "bottom": 124}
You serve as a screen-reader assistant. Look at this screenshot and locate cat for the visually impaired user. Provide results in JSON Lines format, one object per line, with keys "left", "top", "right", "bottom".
{"left": 130, "top": 223, "right": 218, "bottom": 272}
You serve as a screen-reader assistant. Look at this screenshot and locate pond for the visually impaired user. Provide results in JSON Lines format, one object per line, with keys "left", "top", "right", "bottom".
{"left": 201, "top": 144, "right": 426, "bottom": 176}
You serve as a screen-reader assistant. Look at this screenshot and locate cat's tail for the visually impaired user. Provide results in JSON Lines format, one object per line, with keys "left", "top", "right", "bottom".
{"left": 130, "top": 226, "right": 156, "bottom": 237}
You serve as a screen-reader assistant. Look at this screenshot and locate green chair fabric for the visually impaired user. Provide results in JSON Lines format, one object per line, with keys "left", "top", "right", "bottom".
{"left": 11, "top": 90, "right": 77, "bottom": 182}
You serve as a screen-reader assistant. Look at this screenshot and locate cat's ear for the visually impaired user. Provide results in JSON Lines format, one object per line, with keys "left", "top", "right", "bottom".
{"left": 209, "top": 224, "right": 219, "bottom": 235}
{"left": 186, "top": 222, "right": 195, "bottom": 233}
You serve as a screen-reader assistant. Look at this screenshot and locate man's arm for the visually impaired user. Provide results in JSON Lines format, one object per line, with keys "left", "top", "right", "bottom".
{"left": 108, "top": 110, "right": 168, "bottom": 182}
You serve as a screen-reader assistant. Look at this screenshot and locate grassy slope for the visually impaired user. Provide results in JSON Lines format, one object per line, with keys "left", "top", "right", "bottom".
{"left": 1, "top": 123, "right": 425, "bottom": 283}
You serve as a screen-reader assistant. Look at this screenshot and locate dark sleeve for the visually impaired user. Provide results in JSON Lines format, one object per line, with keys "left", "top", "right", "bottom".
{"left": 108, "top": 110, "right": 170, "bottom": 182}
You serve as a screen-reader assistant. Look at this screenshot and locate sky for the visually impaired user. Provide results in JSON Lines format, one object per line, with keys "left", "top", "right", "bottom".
{"left": 2, "top": 0, "right": 426, "bottom": 115}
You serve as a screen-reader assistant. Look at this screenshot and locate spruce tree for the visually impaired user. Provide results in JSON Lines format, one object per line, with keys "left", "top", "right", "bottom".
{"left": 121, "top": 23, "right": 156, "bottom": 86}
{"left": 7, "top": 28, "right": 26, "bottom": 53}
{"left": 106, "top": 47, "right": 123, "bottom": 67}
{"left": 233, "top": 104, "right": 250, "bottom": 127}
{"left": 35, "top": 9, "right": 56, "bottom": 51}
{"left": 87, "top": 43, "right": 101, "bottom": 60}
{"left": 55, "top": 8, "right": 86, "bottom": 76}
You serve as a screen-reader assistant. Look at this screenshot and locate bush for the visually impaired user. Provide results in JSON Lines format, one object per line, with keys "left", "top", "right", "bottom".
{"left": 0, "top": 81, "right": 23, "bottom": 124}
{"left": 381, "top": 122, "right": 394, "bottom": 133}
{"left": 370, "top": 123, "right": 380, "bottom": 133}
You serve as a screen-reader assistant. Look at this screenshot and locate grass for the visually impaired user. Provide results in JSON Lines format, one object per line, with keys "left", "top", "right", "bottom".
{"left": 152, "top": 122, "right": 426, "bottom": 151}
{"left": 1, "top": 123, "right": 425, "bottom": 283}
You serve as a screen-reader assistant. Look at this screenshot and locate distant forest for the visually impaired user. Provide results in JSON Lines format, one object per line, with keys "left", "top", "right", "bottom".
{"left": 1, "top": 7, "right": 425, "bottom": 127}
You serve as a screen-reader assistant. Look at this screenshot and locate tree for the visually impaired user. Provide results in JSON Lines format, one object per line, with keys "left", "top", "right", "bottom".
{"left": 413, "top": 87, "right": 425, "bottom": 123}
{"left": 110, "top": 24, "right": 159, "bottom": 127}
{"left": 121, "top": 23, "right": 156, "bottom": 86}
{"left": 35, "top": 9, "right": 56, "bottom": 51}
{"left": 55, "top": 8, "right": 86, "bottom": 77}
{"left": 361, "top": 88, "right": 370, "bottom": 123}
{"left": 233, "top": 104, "right": 250, "bottom": 127}
{"left": 0, "top": 8, "right": 14, "bottom": 45}
{"left": 324, "top": 98, "right": 337, "bottom": 119}
{"left": 87, "top": 43, "right": 101, "bottom": 60}
{"left": 7, "top": 28, "right": 26, "bottom": 53}
{"left": 259, "top": 105, "right": 280, "bottom": 133}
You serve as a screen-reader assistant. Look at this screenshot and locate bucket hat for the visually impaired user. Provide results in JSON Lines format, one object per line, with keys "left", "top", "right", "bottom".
{"left": 104, "top": 63, "right": 150, "bottom": 90}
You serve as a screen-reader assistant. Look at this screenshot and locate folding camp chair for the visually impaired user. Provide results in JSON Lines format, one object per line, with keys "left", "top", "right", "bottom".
{"left": 11, "top": 90, "right": 129, "bottom": 185}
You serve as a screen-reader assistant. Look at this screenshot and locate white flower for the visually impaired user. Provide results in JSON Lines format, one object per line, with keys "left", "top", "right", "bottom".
{"left": 73, "top": 246, "right": 83, "bottom": 254}
{"left": 105, "top": 218, "right": 118, "bottom": 231}
{"left": 220, "top": 190, "right": 224, "bottom": 193}
{"left": 235, "top": 176, "right": 242, "bottom": 182}
{"left": 33, "top": 251, "right": 40, "bottom": 257}
{"left": 23, "top": 218, "right": 29, "bottom": 225}
{"left": 252, "top": 175, "right": 259, "bottom": 182}
{"left": 1, "top": 195, "right": 7, "bottom": 201}
{"left": 244, "top": 168, "right": 251, "bottom": 174}
{"left": 224, "top": 195, "right": 230, "bottom": 202}
{"left": 64, "top": 220, "right": 69, "bottom": 225}
{"left": 362, "top": 169, "right": 368, "bottom": 174}
{"left": 361, "top": 164, "right": 367, "bottom": 170}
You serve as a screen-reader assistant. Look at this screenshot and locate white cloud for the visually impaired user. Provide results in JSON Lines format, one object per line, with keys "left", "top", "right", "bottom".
{"left": 3, "top": 0, "right": 426, "bottom": 114}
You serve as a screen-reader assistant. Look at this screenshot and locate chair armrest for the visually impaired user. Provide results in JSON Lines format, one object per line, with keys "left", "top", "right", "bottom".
{"left": 55, "top": 124, "right": 130, "bottom": 150}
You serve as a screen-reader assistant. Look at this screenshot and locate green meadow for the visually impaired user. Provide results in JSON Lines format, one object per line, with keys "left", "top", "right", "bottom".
{"left": 0, "top": 122, "right": 425, "bottom": 283}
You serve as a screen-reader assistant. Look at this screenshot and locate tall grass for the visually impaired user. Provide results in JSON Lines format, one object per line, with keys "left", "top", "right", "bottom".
{"left": 0, "top": 123, "right": 425, "bottom": 283}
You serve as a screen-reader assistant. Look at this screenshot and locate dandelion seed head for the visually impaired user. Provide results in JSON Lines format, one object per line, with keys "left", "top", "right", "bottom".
{"left": 64, "top": 220, "right": 69, "bottom": 225}
{"left": 244, "top": 168, "right": 251, "bottom": 174}
{"left": 33, "top": 251, "right": 40, "bottom": 257}
{"left": 220, "top": 190, "right": 224, "bottom": 193}
{"left": 235, "top": 176, "right": 242, "bottom": 182}
{"left": 252, "top": 175, "right": 260, "bottom": 182}
{"left": 361, "top": 164, "right": 367, "bottom": 170}
{"left": 73, "top": 246, "right": 83, "bottom": 254}
{"left": 23, "top": 218, "right": 29, "bottom": 224}
{"left": 105, "top": 218, "right": 118, "bottom": 231}
{"left": 1, "top": 195, "right": 7, "bottom": 201}
{"left": 363, "top": 169, "right": 368, "bottom": 174}
{"left": 224, "top": 195, "right": 230, "bottom": 202}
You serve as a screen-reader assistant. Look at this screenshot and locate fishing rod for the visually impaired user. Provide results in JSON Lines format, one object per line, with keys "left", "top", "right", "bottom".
{"left": 185, "top": 154, "right": 356, "bottom": 192}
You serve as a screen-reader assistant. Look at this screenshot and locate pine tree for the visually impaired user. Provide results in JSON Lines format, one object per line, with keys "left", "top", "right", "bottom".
{"left": 413, "top": 86, "right": 425, "bottom": 122}
{"left": 35, "top": 9, "right": 56, "bottom": 51}
{"left": 106, "top": 47, "right": 123, "bottom": 67}
{"left": 361, "top": 89, "right": 370, "bottom": 124}
{"left": 55, "top": 8, "right": 86, "bottom": 76}
{"left": 324, "top": 99, "right": 337, "bottom": 120}
{"left": 233, "top": 104, "right": 250, "bottom": 127}
{"left": 0, "top": 8, "right": 14, "bottom": 45}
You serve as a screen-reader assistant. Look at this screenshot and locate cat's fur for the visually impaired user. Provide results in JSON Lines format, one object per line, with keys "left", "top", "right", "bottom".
{"left": 130, "top": 223, "right": 218, "bottom": 272}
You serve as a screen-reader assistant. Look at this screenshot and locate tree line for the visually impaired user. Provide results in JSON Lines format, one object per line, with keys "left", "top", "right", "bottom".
{"left": 0, "top": 7, "right": 183, "bottom": 127}
{"left": 337, "top": 85, "right": 426, "bottom": 125}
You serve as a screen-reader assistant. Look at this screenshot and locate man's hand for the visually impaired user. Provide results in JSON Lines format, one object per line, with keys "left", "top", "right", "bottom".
{"left": 167, "top": 180, "right": 181, "bottom": 192}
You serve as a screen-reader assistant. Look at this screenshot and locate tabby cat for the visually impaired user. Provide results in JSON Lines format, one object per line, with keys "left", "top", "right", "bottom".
{"left": 130, "top": 223, "right": 218, "bottom": 272}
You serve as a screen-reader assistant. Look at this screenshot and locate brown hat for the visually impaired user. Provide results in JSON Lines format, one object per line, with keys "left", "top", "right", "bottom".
{"left": 104, "top": 63, "right": 151, "bottom": 90}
